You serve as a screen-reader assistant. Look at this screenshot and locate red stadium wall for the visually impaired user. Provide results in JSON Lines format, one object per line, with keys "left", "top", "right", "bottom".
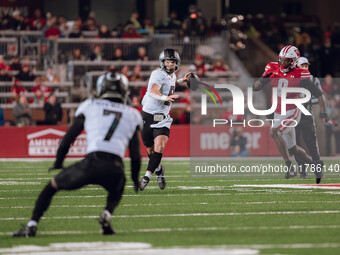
{"left": 0, "top": 125, "right": 280, "bottom": 158}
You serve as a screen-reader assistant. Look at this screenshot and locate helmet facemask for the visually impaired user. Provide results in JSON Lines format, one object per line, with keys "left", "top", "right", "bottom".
{"left": 159, "top": 49, "right": 180, "bottom": 74}
{"left": 279, "top": 57, "right": 295, "bottom": 73}
{"left": 161, "top": 59, "right": 178, "bottom": 74}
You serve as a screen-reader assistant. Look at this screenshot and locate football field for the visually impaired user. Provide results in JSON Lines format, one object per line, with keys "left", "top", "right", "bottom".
{"left": 0, "top": 159, "right": 340, "bottom": 255}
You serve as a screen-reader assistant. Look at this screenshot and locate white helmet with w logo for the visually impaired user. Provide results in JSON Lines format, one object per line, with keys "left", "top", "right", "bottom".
{"left": 278, "top": 45, "right": 300, "bottom": 73}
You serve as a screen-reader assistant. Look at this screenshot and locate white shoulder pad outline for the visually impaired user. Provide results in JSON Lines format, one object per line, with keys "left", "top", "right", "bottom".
{"left": 75, "top": 99, "right": 92, "bottom": 117}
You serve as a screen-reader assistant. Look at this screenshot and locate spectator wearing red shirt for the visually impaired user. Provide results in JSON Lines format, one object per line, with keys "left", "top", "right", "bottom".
{"left": 44, "top": 16, "right": 61, "bottom": 39}
{"left": 10, "top": 79, "right": 27, "bottom": 102}
{"left": 131, "top": 95, "right": 142, "bottom": 112}
{"left": 29, "top": 9, "right": 46, "bottom": 30}
{"left": 140, "top": 85, "right": 147, "bottom": 100}
{"left": 179, "top": 89, "right": 194, "bottom": 124}
{"left": 179, "top": 103, "right": 191, "bottom": 124}
{"left": 122, "top": 24, "right": 141, "bottom": 38}
{"left": 0, "top": 55, "right": 9, "bottom": 71}
{"left": 212, "top": 59, "right": 228, "bottom": 72}
{"left": 194, "top": 54, "right": 206, "bottom": 78}
{"left": 178, "top": 89, "right": 190, "bottom": 105}
{"left": 31, "top": 77, "right": 52, "bottom": 105}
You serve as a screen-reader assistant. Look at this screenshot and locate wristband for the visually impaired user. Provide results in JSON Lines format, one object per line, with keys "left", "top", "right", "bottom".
{"left": 149, "top": 92, "right": 167, "bottom": 101}
{"left": 177, "top": 78, "right": 184, "bottom": 84}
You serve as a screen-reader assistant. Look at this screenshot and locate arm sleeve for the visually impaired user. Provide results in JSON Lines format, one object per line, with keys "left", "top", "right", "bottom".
{"left": 300, "top": 79, "right": 323, "bottom": 98}
{"left": 253, "top": 77, "right": 271, "bottom": 91}
{"left": 262, "top": 63, "right": 274, "bottom": 78}
{"left": 128, "top": 127, "right": 141, "bottom": 182}
{"left": 55, "top": 114, "right": 85, "bottom": 167}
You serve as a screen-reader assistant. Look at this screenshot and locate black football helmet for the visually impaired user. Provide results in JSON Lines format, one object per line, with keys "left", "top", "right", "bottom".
{"left": 159, "top": 48, "right": 180, "bottom": 74}
{"left": 96, "top": 72, "right": 129, "bottom": 103}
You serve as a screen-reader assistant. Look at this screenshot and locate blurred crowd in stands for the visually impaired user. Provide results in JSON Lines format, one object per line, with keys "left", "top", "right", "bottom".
{"left": 0, "top": 5, "right": 225, "bottom": 38}
{"left": 0, "top": 6, "right": 340, "bottom": 155}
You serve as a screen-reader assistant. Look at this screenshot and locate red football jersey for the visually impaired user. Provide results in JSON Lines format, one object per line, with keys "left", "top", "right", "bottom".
{"left": 262, "top": 62, "right": 310, "bottom": 114}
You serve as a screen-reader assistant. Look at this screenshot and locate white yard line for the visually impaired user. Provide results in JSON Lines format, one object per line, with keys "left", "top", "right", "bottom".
{"left": 2, "top": 156, "right": 340, "bottom": 162}
{"left": 2, "top": 200, "right": 340, "bottom": 209}
{"left": 1, "top": 225, "right": 340, "bottom": 236}
{"left": 1, "top": 210, "right": 339, "bottom": 221}
{"left": 0, "top": 189, "right": 327, "bottom": 200}
{"left": 235, "top": 184, "right": 340, "bottom": 190}
{"left": 0, "top": 242, "right": 257, "bottom": 255}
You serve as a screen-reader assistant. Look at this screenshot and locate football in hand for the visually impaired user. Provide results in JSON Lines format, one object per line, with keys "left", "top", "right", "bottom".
{"left": 186, "top": 73, "right": 200, "bottom": 91}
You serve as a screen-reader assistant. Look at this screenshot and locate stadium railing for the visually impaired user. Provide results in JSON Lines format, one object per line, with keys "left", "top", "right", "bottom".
{"left": 54, "top": 38, "right": 154, "bottom": 63}
{"left": 0, "top": 32, "right": 230, "bottom": 66}
{"left": 0, "top": 81, "right": 73, "bottom": 103}
{"left": 0, "top": 37, "right": 18, "bottom": 57}
{"left": 0, "top": 31, "right": 42, "bottom": 61}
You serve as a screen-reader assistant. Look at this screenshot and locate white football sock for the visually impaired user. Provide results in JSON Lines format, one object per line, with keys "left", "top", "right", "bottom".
{"left": 155, "top": 166, "right": 161, "bottom": 172}
{"left": 27, "top": 220, "right": 37, "bottom": 227}
{"left": 102, "top": 210, "right": 111, "bottom": 219}
{"left": 145, "top": 172, "right": 152, "bottom": 179}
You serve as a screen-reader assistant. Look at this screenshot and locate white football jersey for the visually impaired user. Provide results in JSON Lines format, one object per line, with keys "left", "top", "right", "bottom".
{"left": 75, "top": 99, "right": 143, "bottom": 158}
{"left": 142, "top": 68, "right": 176, "bottom": 115}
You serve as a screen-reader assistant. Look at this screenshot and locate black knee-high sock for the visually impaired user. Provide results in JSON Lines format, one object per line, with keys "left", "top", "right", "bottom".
{"left": 31, "top": 182, "right": 57, "bottom": 222}
{"left": 147, "top": 151, "right": 153, "bottom": 159}
{"left": 147, "top": 152, "right": 162, "bottom": 173}
{"left": 105, "top": 192, "right": 123, "bottom": 214}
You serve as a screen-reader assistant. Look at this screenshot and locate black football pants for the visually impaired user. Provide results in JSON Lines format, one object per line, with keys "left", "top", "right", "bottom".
{"left": 295, "top": 114, "right": 320, "bottom": 173}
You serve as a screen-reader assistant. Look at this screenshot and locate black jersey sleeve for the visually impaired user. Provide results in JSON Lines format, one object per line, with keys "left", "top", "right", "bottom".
{"left": 300, "top": 79, "right": 323, "bottom": 98}
{"left": 54, "top": 114, "right": 85, "bottom": 167}
{"left": 128, "top": 127, "right": 141, "bottom": 191}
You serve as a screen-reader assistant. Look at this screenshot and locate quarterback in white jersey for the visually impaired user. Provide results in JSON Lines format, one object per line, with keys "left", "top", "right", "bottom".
{"left": 142, "top": 67, "right": 177, "bottom": 117}
{"left": 13, "top": 72, "right": 142, "bottom": 237}
{"left": 139, "top": 48, "right": 192, "bottom": 191}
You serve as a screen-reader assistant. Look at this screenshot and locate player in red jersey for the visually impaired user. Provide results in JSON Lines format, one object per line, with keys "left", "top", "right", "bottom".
{"left": 253, "top": 45, "right": 335, "bottom": 183}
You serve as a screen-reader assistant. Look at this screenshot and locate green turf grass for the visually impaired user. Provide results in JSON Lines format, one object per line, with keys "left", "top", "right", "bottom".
{"left": 0, "top": 159, "right": 339, "bottom": 254}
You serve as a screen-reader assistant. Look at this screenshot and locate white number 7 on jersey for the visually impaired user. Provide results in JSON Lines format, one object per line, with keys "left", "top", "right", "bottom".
{"left": 103, "top": 109, "right": 122, "bottom": 141}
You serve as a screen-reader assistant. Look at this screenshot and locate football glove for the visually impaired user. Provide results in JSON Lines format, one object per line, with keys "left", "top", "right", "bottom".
{"left": 320, "top": 112, "right": 338, "bottom": 126}
{"left": 186, "top": 73, "right": 200, "bottom": 91}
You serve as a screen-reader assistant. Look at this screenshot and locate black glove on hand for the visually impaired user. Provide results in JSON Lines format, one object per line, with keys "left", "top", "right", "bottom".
{"left": 320, "top": 112, "right": 330, "bottom": 123}
{"left": 186, "top": 73, "right": 200, "bottom": 91}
